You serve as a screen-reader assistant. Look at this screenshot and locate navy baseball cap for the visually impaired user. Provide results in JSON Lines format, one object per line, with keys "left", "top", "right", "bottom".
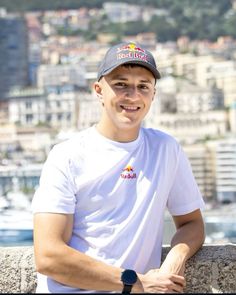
{"left": 97, "top": 42, "right": 161, "bottom": 81}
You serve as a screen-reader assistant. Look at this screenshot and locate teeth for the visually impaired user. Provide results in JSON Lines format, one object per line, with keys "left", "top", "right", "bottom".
{"left": 121, "top": 105, "right": 139, "bottom": 110}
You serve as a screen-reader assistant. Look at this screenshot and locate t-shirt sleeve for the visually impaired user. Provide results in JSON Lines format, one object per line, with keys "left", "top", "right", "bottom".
{"left": 167, "top": 146, "right": 205, "bottom": 216}
{"left": 31, "top": 144, "right": 76, "bottom": 214}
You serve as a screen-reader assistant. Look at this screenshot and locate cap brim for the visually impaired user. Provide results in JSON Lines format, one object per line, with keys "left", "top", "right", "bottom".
{"left": 98, "top": 60, "right": 161, "bottom": 81}
{"left": 122, "top": 60, "right": 161, "bottom": 79}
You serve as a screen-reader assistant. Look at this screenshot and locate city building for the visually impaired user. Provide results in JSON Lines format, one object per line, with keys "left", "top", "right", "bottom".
{"left": 0, "top": 101, "right": 8, "bottom": 126}
{"left": 176, "top": 82, "right": 224, "bottom": 113}
{"left": 6, "top": 85, "right": 102, "bottom": 134}
{"left": 0, "top": 123, "right": 52, "bottom": 162}
{"left": 25, "top": 12, "right": 42, "bottom": 86}
{"left": 7, "top": 86, "right": 80, "bottom": 130}
{"left": 77, "top": 92, "right": 101, "bottom": 130}
{"left": 215, "top": 138, "right": 236, "bottom": 203}
{"left": 197, "top": 60, "right": 236, "bottom": 107}
{"left": 7, "top": 87, "right": 46, "bottom": 126}
{"left": 229, "top": 100, "right": 236, "bottom": 133}
{"left": 173, "top": 54, "right": 217, "bottom": 82}
{"left": 0, "top": 12, "right": 29, "bottom": 99}
{"left": 183, "top": 144, "right": 216, "bottom": 202}
{"left": 145, "top": 108, "right": 228, "bottom": 143}
{"left": 145, "top": 75, "right": 228, "bottom": 142}
{"left": 44, "top": 85, "right": 79, "bottom": 130}
{"left": 37, "top": 64, "right": 87, "bottom": 89}
{"left": 103, "top": 2, "right": 142, "bottom": 23}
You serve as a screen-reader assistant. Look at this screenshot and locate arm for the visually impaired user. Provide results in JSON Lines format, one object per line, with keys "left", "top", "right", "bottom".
{"left": 137, "top": 209, "right": 205, "bottom": 293}
{"left": 159, "top": 209, "right": 205, "bottom": 276}
{"left": 33, "top": 212, "right": 134, "bottom": 292}
{"left": 34, "top": 212, "right": 186, "bottom": 293}
{"left": 135, "top": 210, "right": 205, "bottom": 293}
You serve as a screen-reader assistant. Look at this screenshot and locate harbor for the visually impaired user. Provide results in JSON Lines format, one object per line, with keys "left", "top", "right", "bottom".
{"left": 0, "top": 178, "right": 33, "bottom": 246}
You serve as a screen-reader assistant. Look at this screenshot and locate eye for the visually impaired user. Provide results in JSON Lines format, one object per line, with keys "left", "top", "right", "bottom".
{"left": 138, "top": 84, "right": 150, "bottom": 90}
{"left": 114, "top": 82, "right": 127, "bottom": 88}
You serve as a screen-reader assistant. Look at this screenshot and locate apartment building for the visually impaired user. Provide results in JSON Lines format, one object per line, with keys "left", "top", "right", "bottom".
{"left": 37, "top": 64, "right": 87, "bottom": 89}
{"left": 215, "top": 139, "right": 236, "bottom": 203}
{"left": 25, "top": 12, "right": 42, "bottom": 86}
{"left": 174, "top": 55, "right": 236, "bottom": 108}
{"left": 7, "top": 86, "right": 80, "bottom": 130}
{"left": 145, "top": 109, "right": 228, "bottom": 143}
{"left": 183, "top": 144, "right": 216, "bottom": 202}
{"left": 229, "top": 101, "right": 236, "bottom": 133}
{"left": 173, "top": 54, "right": 216, "bottom": 82}
{"left": 176, "top": 83, "right": 224, "bottom": 113}
{"left": 197, "top": 60, "right": 236, "bottom": 107}
{"left": 103, "top": 2, "right": 142, "bottom": 23}
{"left": 77, "top": 92, "right": 102, "bottom": 130}
{"left": 8, "top": 87, "right": 46, "bottom": 126}
{"left": 145, "top": 77, "right": 228, "bottom": 142}
{"left": 0, "top": 12, "right": 29, "bottom": 99}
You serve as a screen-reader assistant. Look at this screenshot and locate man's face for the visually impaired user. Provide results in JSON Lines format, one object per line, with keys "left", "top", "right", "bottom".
{"left": 94, "top": 65, "right": 156, "bottom": 139}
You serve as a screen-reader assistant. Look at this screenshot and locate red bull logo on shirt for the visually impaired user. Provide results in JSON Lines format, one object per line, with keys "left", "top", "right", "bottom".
{"left": 117, "top": 43, "right": 148, "bottom": 62}
{"left": 121, "top": 165, "right": 137, "bottom": 179}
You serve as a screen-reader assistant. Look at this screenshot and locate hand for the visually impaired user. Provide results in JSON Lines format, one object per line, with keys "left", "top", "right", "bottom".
{"left": 138, "top": 269, "right": 186, "bottom": 293}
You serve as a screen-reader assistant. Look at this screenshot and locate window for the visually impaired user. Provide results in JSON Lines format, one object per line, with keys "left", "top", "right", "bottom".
{"left": 25, "top": 101, "right": 32, "bottom": 109}
{"left": 26, "top": 114, "right": 33, "bottom": 123}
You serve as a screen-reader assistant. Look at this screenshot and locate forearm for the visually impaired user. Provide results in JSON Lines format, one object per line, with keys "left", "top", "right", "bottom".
{"left": 35, "top": 242, "right": 144, "bottom": 292}
{"left": 160, "top": 216, "right": 205, "bottom": 275}
{"left": 34, "top": 213, "right": 144, "bottom": 292}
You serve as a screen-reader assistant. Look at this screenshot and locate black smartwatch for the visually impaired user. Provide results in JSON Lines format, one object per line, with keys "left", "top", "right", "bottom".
{"left": 121, "top": 269, "right": 138, "bottom": 294}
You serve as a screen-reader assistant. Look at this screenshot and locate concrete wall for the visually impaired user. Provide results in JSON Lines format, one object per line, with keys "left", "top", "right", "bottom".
{"left": 0, "top": 244, "right": 236, "bottom": 293}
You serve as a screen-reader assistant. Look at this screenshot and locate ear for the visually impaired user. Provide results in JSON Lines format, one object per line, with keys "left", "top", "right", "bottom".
{"left": 152, "top": 88, "right": 156, "bottom": 101}
{"left": 94, "top": 82, "right": 102, "bottom": 97}
{"left": 94, "top": 82, "right": 104, "bottom": 105}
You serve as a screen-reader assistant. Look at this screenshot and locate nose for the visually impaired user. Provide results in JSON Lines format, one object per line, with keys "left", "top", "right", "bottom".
{"left": 125, "top": 86, "right": 140, "bottom": 99}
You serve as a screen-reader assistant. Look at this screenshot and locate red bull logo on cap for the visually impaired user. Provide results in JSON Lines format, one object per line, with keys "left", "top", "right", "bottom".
{"left": 121, "top": 165, "right": 137, "bottom": 179}
{"left": 117, "top": 43, "right": 148, "bottom": 63}
{"left": 117, "top": 43, "right": 146, "bottom": 53}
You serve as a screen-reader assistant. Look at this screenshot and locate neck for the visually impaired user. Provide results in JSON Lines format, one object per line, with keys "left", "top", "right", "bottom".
{"left": 96, "top": 121, "right": 140, "bottom": 143}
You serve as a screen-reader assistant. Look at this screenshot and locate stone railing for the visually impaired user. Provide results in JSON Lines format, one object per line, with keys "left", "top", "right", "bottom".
{"left": 0, "top": 244, "right": 236, "bottom": 293}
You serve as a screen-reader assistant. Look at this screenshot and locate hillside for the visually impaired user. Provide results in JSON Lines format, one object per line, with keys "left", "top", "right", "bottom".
{"left": 0, "top": 0, "right": 232, "bottom": 12}
{"left": 0, "top": 0, "right": 235, "bottom": 41}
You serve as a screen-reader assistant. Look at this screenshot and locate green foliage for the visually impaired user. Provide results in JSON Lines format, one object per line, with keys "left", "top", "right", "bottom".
{"left": 0, "top": 0, "right": 234, "bottom": 41}
{"left": 223, "top": 12, "right": 236, "bottom": 38}
{"left": 0, "top": 0, "right": 232, "bottom": 12}
{"left": 0, "top": 0, "right": 105, "bottom": 11}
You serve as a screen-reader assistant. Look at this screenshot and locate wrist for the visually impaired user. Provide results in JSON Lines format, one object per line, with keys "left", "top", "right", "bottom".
{"left": 160, "top": 255, "right": 186, "bottom": 275}
{"left": 132, "top": 274, "right": 144, "bottom": 293}
{"left": 121, "top": 269, "right": 142, "bottom": 294}
{"left": 160, "top": 247, "right": 188, "bottom": 275}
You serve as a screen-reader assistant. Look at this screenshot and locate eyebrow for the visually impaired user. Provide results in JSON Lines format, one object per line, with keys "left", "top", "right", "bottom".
{"left": 109, "top": 75, "right": 153, "bottom": 84}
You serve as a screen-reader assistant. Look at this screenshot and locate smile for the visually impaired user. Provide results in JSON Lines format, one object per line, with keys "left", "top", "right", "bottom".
{"left": 120, "top": 105, "right": 140, "bottom": 111}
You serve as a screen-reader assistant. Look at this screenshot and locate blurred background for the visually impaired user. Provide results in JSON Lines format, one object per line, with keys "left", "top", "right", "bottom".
{"left": 0, "top": 0, "right": 236, "bottom": 247}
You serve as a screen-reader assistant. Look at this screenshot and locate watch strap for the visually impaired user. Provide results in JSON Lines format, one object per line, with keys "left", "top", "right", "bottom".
{"left": 122, "top": 284, "right": 132, "bottom": 294}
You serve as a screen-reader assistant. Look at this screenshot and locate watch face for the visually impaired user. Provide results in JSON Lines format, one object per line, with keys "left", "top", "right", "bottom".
{"left": 121, "top": 269, "right": 137, "bottom": 285}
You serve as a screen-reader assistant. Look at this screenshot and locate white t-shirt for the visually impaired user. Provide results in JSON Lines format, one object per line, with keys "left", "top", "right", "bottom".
{"left": 32, "top": 126, "right": 205, "bottom": 293}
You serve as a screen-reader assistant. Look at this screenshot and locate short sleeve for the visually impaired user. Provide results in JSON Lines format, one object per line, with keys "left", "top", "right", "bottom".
{"left": 167, "top": 146, "right": 205, "bottom": 216}
{"left": 31, "top": 144, "right": 76, "bottom": 214}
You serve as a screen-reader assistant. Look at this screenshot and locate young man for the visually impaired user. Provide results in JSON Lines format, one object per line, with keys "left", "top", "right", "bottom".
{"left": 32, "top": 42, "right": 205, "bottom": 293}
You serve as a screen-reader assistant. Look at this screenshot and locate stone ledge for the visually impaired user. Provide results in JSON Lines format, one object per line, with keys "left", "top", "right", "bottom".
{"left": 0, "top": 244, "right": 235, "bottom": 293}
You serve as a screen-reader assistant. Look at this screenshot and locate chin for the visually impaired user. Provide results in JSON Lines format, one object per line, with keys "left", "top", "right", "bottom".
{"left": 117, "top": 120, "right": 141, "bottom": 130}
